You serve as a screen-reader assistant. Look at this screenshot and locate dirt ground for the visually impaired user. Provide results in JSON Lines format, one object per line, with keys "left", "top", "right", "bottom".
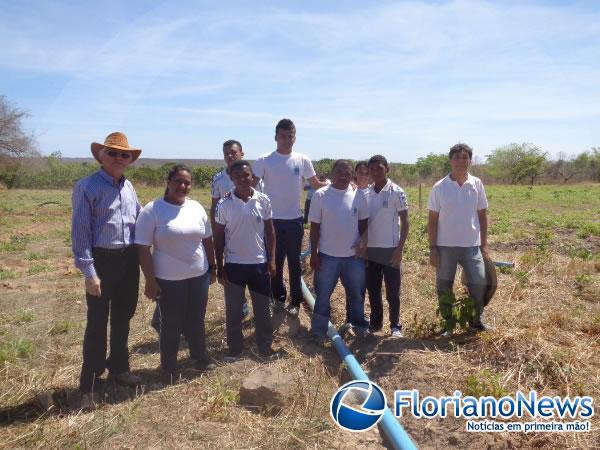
{"left": 1, "top": 186, "right": 599, "bottom": 449}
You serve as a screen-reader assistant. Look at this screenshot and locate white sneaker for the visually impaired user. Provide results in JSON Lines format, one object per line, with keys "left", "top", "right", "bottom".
{"left": 391, "top": 327, "right": 403, "bottom": 338}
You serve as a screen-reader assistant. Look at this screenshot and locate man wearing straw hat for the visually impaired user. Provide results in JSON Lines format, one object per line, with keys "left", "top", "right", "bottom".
{"left": 72, "top": 132, "right": 142, "bottom": 410}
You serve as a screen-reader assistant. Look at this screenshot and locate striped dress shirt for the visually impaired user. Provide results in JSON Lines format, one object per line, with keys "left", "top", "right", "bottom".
{"left": 71, "top": 168, "right": 141, "bottom": 278}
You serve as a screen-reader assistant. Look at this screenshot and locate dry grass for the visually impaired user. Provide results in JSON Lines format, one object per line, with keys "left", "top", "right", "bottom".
{"left": 1, "top": 186, "right": 599, "bottom": 449}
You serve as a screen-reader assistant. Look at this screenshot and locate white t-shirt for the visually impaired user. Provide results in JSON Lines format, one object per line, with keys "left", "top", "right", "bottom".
{"left": 252, "top": 150, "right": 316, "bottom": 219}
{"left": 135, "top": 198, "right": 212, "bottom": 280}
{"left": 308, "top": 185, "right": 369, "bottom": 257}
{"left": 366, "top": 180, "right": 408, "bottom": 248}
{"left": 427, "top": 174, "right": 488, "bottom": 247}
{"left": 215, "top": 189, "right": 272, "bottom": 264}
{"left": 211, "top": 169, "right": 263, "bottom": 199}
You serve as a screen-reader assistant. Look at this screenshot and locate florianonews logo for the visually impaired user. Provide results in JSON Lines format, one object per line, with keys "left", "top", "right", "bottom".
{"left": 330, "top": 380, "right": 387, "bottom": 432}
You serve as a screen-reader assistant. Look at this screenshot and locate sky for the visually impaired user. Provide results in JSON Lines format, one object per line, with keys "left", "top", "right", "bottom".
{"left": 1, "top": 0, "right": 599, "bottom": 163}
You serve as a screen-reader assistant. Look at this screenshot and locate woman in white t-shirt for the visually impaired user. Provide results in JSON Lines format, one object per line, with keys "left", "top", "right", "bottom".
{"left": 136, "top": 165, "right": 217, "bottom": 384}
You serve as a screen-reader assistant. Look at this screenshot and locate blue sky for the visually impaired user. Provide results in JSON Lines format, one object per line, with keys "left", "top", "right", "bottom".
{"left": 1, "top": 0, "right": 599, "bottom": 162}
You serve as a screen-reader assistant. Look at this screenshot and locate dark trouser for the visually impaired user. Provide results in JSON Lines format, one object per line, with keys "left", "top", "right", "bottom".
{"left": 366, "top": 247, "right": 401, "bottom": 331}
{"left": 224, "top": 263, "right": 273, "bottom": 354}
{"left": 156, "top": 273, "right": 210, "bottom": 374}
{"left": 80, "top": 246, "right": 139, "bottom": 393}
{"left": 303, "top": 198, "right": 311, "bottom": 224}
{"left": 272, "top": 217, "right": 304, "bottom": 306}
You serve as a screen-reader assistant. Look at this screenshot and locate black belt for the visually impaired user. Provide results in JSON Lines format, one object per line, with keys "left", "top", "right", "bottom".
{"left": 93, "top": 246, "right": 133, "bottom": 256}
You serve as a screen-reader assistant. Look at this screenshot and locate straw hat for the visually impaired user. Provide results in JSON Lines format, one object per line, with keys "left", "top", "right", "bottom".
{"left": 460, "top": 253, "right": 498, "bottom": 306}
{"left": 91, "top": 132, "right": 142, "bottom": 164}
{"left": 482, "top": 253, "right": 498, "bottom": 306}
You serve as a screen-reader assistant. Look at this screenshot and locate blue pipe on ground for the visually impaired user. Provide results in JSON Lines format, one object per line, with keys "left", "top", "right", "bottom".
{"left": 300, "top": 277, "right": 417, "bottom": 450}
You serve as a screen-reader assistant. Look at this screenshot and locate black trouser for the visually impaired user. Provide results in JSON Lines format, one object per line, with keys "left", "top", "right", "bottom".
{"left": 80, "top": 246, "right": 139, "bottom": 393}
{"left": 224, "top": 263, "right": 273, "bottom": 354}
{"left": 272, "top": 218, "right": 304, "bottom": 306}
{"left": 366, "top": 247, "right": 401, "bottom": 330}
{"left": 303, "top": 198, "right": 311, "bottom": 224}
{"left": 156, "top": 273, "right": 210, "bottom": 374}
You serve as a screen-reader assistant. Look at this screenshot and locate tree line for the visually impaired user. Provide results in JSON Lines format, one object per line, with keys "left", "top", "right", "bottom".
{"left": 1, "top": 96, "right": 598, "bottom": 189}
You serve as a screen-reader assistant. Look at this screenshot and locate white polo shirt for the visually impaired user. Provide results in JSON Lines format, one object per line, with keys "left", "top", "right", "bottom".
{"left": 308, "top": 185, "right": 369, "bottom": 257}
{"left": 211, "top": 169, "right": 263, "bottom": 199}
{"left": 215, "top": 189, "right": 272, "bottom": 264}
{"left": 427, "top": 174, "right": 488, "bottom": 247}
{"left": 252, "top": 150, "right": 316, "bottom": 219}
{"left": 135, "top": 198, "right": 211, "bottom": 280}
{"left": 366, "top": 180, "right": 408, "bottom": 248}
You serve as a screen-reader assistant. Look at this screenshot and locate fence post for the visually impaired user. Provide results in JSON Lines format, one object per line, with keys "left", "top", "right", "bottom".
{"left": 418, "top": 183, "right": 422, "bottom": 210}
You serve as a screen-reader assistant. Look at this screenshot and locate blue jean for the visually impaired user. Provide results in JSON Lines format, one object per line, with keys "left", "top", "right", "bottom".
{"left": 156, "top": 272, "right": 210, "bottom": 374}
{"left": 436, "top": 246, "right": 486, "bottom": 321}
{"left": 311, "top": 253, "right": 369, "bottom": 337}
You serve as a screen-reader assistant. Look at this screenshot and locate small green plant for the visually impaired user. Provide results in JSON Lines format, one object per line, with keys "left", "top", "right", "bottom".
{"left": 0, "top": 234, "right": 30, "bottom": 253}
{"left": 575, "top": 273, "right": 591, "bottom": 288}
{"left": 28, "top": 262, "right": 51, "bottom": 275}
{"left": 436, "top": 290, "right": 476, "bottom": 333}
{"left": 0, "top": 267, "right": 16, "bottom": 280}
{"left": 498, "top": 266, "right": 513, "bottom": 275}
{"left": 13, "top": 309, "right": 34, "bottom": 324}
{"left": 25, "top": 251, "right": 46, "bottom": 261}
{"left": 515, "top": 270, "right": 529, "bottom": 286}
{"left": 464, "top": 369, "right": 508, "bottom": 398}
{"left": 406, "top": 312, "right": 438, "bottom": 338}
{"left": 0, "top": 338, "right": 35, "bottom": 365}
{"left": 576, "top": 222, "right": 600, "bottom": 239}
{"left": 48, "top": 319, "right": 75, "bottom": 335}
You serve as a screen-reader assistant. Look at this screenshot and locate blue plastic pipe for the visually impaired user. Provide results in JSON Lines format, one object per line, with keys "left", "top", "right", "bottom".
{"left": 300, "top": 276, "right": 417, "bottom": 450}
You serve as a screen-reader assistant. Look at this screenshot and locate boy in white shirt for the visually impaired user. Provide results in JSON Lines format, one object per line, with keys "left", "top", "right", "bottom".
{"left": 428, "top": 143, "right": 489, "bottom": 332}
{"left": 214, "top": 160, "right": 277, "bottom": 360}
{"left": 252, "top": 119, "right": 328, "bottom": 316}
{"left": 365, "top": 155, "right": 409, "bottom": 337}
{"left": 209, "top": 139, "right": 262, "bottom": 319}
{"left": 308, "top": 160, "right": 370, "bottom": 342}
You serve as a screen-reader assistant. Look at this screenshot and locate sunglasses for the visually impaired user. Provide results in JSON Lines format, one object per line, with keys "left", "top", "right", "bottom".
{"left": 106, "top": 150, "right": 132, "bottom": 159}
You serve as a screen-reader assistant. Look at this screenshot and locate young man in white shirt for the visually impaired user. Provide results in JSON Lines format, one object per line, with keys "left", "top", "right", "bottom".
{"left": 428, "top": 143, "right": 489, "bottom": 332}
{"left": 209, "top": 139, "right": 262, "bottom": 319}
{"left": 309, "top": 160, "right": 370, "bottom": 342}
{"left": 214, "top": 160, "right": 277, "bottom": 360}
{"left": 365, "top": 155, "right": 409, "bottom": 337}
{"left": 252, "top": 119, "right": 328, "bottom": 316}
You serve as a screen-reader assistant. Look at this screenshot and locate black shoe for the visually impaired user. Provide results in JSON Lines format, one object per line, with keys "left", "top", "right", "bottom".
{"left": 194, "top": 359, "right": 216, "bottom": 371}
{"left": 224, "top": 350, "right": 243, "bottom": 363}
{"left": 470, "top": 320, "right": 490, "bottom": 331}
{"left": 258, "top": 348, "right": 283, "bottom": 361}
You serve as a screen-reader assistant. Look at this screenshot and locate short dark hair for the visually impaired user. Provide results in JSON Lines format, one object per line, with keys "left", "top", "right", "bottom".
{"left": 449, "top": 143, "right": 473, "bottom": 160}
{"left": 275, "top": 118, "right": 296, "bottom": 135}
{"left": 223, "top": 139, "right": 242, "bottom": 151}
{"left": 229, "top": 159, "right": 252, "bottom": 175}
{"left": 368, "top": 154, "right": 389, "bottom": 168}
{"left": 332, "top": 159, "right": 354, "bottom": 174}
{"left": 354, "top": 161, "right": 368, "bottom": 172}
